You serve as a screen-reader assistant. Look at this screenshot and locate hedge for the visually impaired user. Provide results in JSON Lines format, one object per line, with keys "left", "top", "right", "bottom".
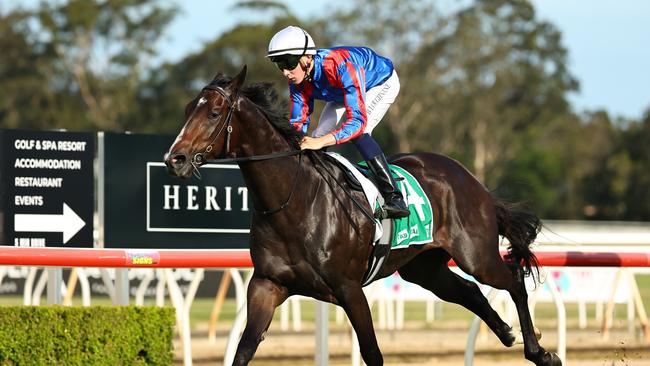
{"left": 0, "top": 306, "right": 175, "bottom": 365}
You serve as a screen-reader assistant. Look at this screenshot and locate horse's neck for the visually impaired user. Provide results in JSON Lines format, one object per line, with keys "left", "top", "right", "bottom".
{"left": 236, "top": 104, "right": 292, "bottom": 157}
{"left": 238, "top": 153, "right": 312, "bottom": 218}
{"left": 236, "top": 106, "right": 309, "bottom": 210}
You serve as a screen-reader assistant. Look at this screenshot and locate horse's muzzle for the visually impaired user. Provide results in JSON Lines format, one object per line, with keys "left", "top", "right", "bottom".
{"left": 164, "top": 152, "right": 191, "bottom": 178}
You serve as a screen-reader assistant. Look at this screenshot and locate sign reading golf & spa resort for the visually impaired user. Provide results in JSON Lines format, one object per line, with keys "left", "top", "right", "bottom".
{"left": 0, "top": 129, "right": 94, "bottom": 248}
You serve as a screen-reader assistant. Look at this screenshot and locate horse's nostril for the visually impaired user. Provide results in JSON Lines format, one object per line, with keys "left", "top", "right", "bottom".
{"left": 168, "top": 153, "right": 187, "bottom": 168}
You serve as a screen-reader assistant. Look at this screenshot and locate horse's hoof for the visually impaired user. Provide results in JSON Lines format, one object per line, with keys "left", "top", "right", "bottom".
{"left": 549, "top": 352, "right": 562, "bottom": 366}
{"left": 540, "top": 352, "right": 562, "bottom": 366}
{"left": 534, "top": 326, "right": 542, "bottom": 340}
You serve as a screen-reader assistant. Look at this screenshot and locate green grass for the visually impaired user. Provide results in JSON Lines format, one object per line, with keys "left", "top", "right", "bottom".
{"left": 3, "top": 274, "right": 649, "bottom": 332}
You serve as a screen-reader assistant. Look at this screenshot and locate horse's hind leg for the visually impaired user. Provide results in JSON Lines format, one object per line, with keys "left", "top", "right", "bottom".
{"left": 452, "top": 244, "right": 562, "bottom": 366}
{"left": 501, "top": 266, "right": 561, "bottom": 365}
{"left": 337, "top": 285, "right": 384, "bottom": 366}
{"left": 398, "top": 249, "right": 517, "bottom": 347}
{"left": 498, "top": 264, "right": 562, "bottom": 366}
{"left": 232, "top": 277, "right": 288, "bottom": 366}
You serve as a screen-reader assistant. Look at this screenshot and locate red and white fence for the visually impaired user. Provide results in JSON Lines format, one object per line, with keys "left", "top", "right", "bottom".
{"left": 2, "top": 246, "right": 648, "bottom": 268}
{"left": 1, "top": 246, "right": 649, "bottom": 366}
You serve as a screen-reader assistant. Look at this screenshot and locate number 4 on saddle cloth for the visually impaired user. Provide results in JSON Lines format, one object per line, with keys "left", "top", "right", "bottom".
{"left": 324, "top": 152, "right": 434, "bottom": 286}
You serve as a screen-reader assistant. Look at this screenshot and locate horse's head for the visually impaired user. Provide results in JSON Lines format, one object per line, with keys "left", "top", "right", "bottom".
{"left": 164, "top": 66, "right": 247, "bottom": 178}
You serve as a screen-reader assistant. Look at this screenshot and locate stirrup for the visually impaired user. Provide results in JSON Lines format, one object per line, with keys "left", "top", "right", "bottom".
{"left": 376, "top": 202, "right": 409, "bottom": 219}
{"left": 374, "top": 206, "right": 407, "bottom": 220}
{"left": 374, "top": 207, "right": 387, "bottom": 220}
{"left": 384, "top": 206, "right": 410, "bottom": 219}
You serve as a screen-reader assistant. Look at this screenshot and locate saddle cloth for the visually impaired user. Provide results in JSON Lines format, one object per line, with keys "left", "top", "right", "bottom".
{"left": 325, "top": 152, "right": 434, "bottom": 286}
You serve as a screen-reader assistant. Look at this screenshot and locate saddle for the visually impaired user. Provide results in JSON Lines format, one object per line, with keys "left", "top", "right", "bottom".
{"left": 319, "top": 151, "right": 435, "bottom": 286}
{"left": 321, "top": 152, "right": 369, "bottom": 192}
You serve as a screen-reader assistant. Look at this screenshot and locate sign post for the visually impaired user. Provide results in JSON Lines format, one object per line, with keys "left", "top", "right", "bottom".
{"left": 0, "top": 129, "right": 94, "bottom": 248}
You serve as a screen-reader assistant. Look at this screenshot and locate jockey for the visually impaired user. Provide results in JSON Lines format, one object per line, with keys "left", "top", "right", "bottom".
{"left": 267, "top": 25, "right": 410, "bottom": 219}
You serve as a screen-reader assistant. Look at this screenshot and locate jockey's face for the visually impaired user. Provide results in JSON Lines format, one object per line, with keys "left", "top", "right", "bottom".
{"left": 277, "top": 55, "right": 312, "bottom": 85}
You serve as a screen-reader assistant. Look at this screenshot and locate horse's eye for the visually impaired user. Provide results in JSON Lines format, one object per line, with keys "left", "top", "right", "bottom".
{"left": 209, "top": 109, "right": 221, "bottom": 120}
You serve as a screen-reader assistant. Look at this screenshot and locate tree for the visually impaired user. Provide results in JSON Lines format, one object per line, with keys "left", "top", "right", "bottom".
{"left": 4, "top": 0, "right": 642, "bottom": 220}
{"left": 317, "top": 0, "right": 595, "bottom": 218}
{"left": 1, "top": 1, "right": 176, "bottom": 131}
{"left": 315, "top": 0, "right": 444, "bottom": 153}
{"left": 132, "top": 10, "right": 306, "bottom": 133}
{"left": 509, "top": 110, "right": 621, "bottom": 218}
{"left": 621, "top": 108, "right": 650, "bottom": 220}
{"left": 403, "top": 0, "right": 577, "bottom": 184}
{"left": 0, "top": 8, "right": 62, "bottom": 130}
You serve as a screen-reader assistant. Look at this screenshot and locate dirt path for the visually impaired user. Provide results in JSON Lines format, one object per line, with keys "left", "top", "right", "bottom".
{"left": 176, "top": 325, "right": 650, "bottom": 365}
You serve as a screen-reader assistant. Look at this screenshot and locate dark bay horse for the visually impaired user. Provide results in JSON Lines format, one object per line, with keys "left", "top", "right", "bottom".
{"left": 164, "top": 66, "right": 561, "bottom": 366}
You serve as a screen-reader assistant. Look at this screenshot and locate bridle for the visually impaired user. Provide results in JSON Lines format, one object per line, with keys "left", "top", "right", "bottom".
{"left": 183, "top": 82, "right": 371, "bottom": 220}
{"left": 190, "top": 83, "right": 303, "bottom": 176}
{"left": 187, "top": 82, "right": 304, "bottom": 215}
{"left": 190, "top": 83, "right": 238, "bottom": 176}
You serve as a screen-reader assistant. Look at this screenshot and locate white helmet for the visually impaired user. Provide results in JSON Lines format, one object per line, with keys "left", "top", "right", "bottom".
{"left": 267, "top": 26, "right": 316, "bottom": 58}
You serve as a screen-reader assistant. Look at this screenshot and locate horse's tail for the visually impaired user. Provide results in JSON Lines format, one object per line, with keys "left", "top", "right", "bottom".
{"left": 493, "top": 197, "right": 541, "bottom": 282}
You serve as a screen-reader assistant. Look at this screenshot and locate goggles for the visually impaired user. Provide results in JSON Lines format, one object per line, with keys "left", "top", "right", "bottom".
{"left": 270, "top": 55, "right": 302, "bottom": 71}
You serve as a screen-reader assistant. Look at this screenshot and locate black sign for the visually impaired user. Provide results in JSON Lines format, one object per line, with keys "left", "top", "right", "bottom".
{"left": 102, "top": 132, "right": 251, "bottom": 249}
{"left": 0, "top": 129, "right": 94, "bottom": 247}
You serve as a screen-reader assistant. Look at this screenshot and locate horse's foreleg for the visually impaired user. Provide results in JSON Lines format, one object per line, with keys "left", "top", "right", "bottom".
{"left": 339, "top": 286, "right": 383, "bottom": 366}
{"left": 232, "top": 277, "right": 287, "bottom": 366}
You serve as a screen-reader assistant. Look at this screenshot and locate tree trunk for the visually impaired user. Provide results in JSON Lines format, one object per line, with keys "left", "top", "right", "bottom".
{"left": 472, "top": 119, "right": 487, "bottom": 183}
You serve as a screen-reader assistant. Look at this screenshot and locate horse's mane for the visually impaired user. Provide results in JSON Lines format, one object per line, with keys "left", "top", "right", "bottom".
{"left": 210, "top": 73, "right": 303, "bottom": 148}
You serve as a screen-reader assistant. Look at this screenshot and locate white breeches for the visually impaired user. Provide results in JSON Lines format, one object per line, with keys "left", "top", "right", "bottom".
{"left": 312, "top": 70, "right": 400, "bottom": 138}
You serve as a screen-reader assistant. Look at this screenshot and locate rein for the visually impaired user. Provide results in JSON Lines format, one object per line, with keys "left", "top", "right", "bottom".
{"left": 204, "top": 150, "right": 305, "bottom": 216}
{"left": 255, "top": 151, "right": 304, "bottom": 215}
{"left": 188, "top": 83, "right": 373, "bottom": 220}
{"left": 190, "top": 83, "right": 302, "bottom": 173}
{"left": 309, "top": 152, "right": 377, "bottom": 224}
{"left": 204, "top": 150, "right": 302, "bottom": 164}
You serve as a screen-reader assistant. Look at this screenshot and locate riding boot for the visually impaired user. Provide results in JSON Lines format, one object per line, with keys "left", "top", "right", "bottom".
{"left": 367, "top": 154, "right": 410, "bottom": 219}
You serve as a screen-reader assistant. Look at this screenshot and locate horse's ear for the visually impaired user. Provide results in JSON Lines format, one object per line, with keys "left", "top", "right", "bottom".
{"left": 228, "top": 65, "right": 247, "bottom": 95}
{"left": 211, "top": 72, "right": 224, "bottom": 83}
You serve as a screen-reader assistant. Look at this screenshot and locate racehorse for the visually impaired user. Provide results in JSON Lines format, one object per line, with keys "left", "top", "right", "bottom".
{"left": 164, "top": 66, "right": 562, "bottom": 366}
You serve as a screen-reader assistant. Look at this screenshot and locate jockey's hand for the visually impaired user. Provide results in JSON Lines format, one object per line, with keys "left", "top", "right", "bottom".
{"left": 300, "top": 134, "right": 336, "bottom": 150}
